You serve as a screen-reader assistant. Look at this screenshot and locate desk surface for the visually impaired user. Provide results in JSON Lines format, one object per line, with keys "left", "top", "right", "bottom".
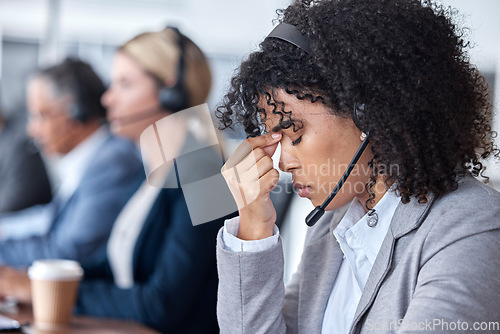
{"left": 2, "top": 304, "right": 159, "bottom": 334}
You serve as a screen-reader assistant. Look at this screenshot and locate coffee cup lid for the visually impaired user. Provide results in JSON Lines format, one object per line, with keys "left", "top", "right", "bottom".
{"left": 28, "top": 260, "right": 83, "bottom": 281}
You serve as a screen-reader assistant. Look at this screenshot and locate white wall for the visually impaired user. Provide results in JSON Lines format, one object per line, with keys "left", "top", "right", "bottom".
{"left": 0, "top": 0, "right": 292, "bottom": 119}
{"left": 0, "top": 0, "right": 291, "bottom": 56}
{"left": 442, "top": 0, "right": 500, "bottom": 72}
{"left": 441, "top": 0, "right": 500, "bottom": 188}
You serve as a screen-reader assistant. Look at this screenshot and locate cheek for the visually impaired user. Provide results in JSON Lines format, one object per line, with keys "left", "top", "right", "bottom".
{"left": 115, "top": 92, "right": 139, "bottom": 114}
{"left": 42, "top": 122, "right": 57, "bottom": 137}
{"left": 127, "top": 89, "right": 159, "bottom": 114}
{"left": 300, "top": 139, "right": 338, "bottom": 177}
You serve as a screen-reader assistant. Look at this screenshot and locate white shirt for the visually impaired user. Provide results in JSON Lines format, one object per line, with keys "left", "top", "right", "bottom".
{"left": 221, "top": 190, "right": 400, "bottom": 334}
{"left": 55, "top": 126, "right": 109, "bottom": 203}
{"left": 107, "top": 180, "right": 161, "bottom": 288}
{"left": 0, "top": 126, "right": 108, "bottom": 240}
{"left": 323, "top": 191, "right": 400, "bottom": 334}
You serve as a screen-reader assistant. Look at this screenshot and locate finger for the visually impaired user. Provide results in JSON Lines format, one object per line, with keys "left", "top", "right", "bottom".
{"left": 246, "top": 132, "right": 282, "bottom": 150}
{"left": 259, "top": 168, "right": 280, "bottom": 194}
{"left": 262, "top": 141, "right": 280, "bottom": 158}
{"left": 235, "top": 147, "right": 266, "bottom": 173}
{"left": 243, "top": 155, "right": 274, "bottom": 181}
{"left": 240, "top": 167, "right": 279, "bottom": 206}
{"left": 235, "top": 152, "right": 273, "bottom": 189}
{"left": 222, "top": 133, "right": 282, "bottom": 170}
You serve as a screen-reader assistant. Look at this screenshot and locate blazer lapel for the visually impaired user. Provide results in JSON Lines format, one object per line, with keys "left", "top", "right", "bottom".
{"left": 349, "top": 194, "right": 436, "bottom": 334}
{"left": 51, "top": 191, "right": 76, "bottom": 223}
{"left": 298, "top": 208, "right": 347, "bottom": 334}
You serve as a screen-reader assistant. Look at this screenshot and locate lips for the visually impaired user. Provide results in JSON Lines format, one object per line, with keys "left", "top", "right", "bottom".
{"left": 294, "top": 183, "right": 312, "bottom": 198}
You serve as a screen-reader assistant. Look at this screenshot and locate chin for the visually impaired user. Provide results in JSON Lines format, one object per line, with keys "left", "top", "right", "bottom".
{"left": 41, "top": 144, "right": 58, "bottom": 155}
{"left": 112, "top": 122, "right": 143, "bottom": 142}
{"left": 308, "top": 196, "right": 324, "bottom": 208}
{"left": 42, "top": 148, "right": 55, "bottom": 156}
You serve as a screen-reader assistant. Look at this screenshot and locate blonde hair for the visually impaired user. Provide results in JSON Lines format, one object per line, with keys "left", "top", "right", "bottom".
{"left": 120, "top": 28, "right": 212, "bottom": 107}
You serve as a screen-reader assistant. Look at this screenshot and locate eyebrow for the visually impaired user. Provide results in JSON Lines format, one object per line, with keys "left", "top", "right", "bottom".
{"left": 271, "top": 124, "right": 284, "bottom": 132}
{"left": 271, "top": 120, "right": 293, "bottom": 132}
{"left": 271, "top": 118, "right": 308, "bottom": 133}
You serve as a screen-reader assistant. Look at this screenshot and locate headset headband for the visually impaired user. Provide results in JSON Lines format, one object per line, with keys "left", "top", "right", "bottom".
{"left": 265, "top": 23, "right": 312, "bottom": 54}
{"left": 165, "top": 26, "right": 186, "bottom": 86}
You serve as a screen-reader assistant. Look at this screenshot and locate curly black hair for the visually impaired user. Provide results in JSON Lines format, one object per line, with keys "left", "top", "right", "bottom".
{"left": 216, "top": 0, "right": 497, "bottom": 205}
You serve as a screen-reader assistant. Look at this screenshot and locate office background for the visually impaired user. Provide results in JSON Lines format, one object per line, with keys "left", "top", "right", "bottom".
{"left": 1, "top": 0, "right": 499, "bottom": 283}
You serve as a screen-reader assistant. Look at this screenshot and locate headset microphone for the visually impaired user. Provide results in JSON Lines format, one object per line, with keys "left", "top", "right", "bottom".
{"left": 305, "top": 133, "right": 370, "bottom": 226}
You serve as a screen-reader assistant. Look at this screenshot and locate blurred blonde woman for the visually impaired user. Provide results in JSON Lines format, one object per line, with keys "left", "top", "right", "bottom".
{"left": 78, "top": 27, "right": 227, "bottom": 333}
{"left": 76, "top": 27, "right": 229, "bottom": 334}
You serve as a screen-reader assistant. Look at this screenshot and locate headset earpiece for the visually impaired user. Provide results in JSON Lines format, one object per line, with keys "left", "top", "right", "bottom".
{"left": 70, "top": 103, "right": 88, "bottom": 123}
{"left": 158, "top": 84, "right": 189, "bottom": 112}
{"left": 353, "top": 102, "right": 368, "bottom": 134}
{"left": 158, "top": 27, "right": 189, "bottom": 112}
{"left": 69, "top": 62, "right": 90, "bottom": 123}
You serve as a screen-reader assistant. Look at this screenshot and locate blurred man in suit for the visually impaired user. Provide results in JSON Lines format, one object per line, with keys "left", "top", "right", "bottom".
{"left": 0, "top": 58, "right": 143, "bottom": 267}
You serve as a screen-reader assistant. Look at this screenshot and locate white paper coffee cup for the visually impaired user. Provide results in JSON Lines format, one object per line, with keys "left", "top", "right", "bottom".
{"left": 28, "top": 260, "right": 84, "bottom": 330}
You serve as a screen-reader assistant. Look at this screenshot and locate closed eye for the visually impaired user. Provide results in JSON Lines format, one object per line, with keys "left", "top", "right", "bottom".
{"left": 291, "top": 135, "right": 302, "bottom": 146}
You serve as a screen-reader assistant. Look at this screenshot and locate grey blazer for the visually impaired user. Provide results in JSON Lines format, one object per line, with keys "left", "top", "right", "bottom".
{"left": 216, "top": 176, "right": 500, "bottom": 334}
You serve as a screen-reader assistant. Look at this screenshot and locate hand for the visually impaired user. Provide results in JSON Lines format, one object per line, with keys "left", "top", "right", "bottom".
{"left": 0, "top": 266, "right": 31, "bottom": 304}
{"left": 222, "top": 133, "right": 282, "bottom": 240}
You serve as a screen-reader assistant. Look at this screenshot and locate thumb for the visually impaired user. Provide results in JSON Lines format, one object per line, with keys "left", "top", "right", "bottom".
{"left": 259, "top": 132, "right": 282, "bottom": 157}
{"left": 263, "top": 141, "right": 280, "bottom": 157}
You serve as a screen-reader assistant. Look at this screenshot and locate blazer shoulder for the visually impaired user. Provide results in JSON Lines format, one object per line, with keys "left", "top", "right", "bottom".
{"left": 88, "top": 133, "right": 141, "bottom": 169}
{"left": 77, "top": 132, "right": 143, "bottom": 190}
{"left": 430, "top": 176, "right": 500, "bottom": 222}
{"left": 99, "top": 133, "right": 139, "bottom": 158}
{"left": 419, "top": 176, "right": 500, "bottom": 247}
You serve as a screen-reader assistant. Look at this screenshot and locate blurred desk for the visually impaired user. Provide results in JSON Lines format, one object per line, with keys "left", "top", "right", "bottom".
{"left": 2, "top": 304, "right": 159, "bottom": 334}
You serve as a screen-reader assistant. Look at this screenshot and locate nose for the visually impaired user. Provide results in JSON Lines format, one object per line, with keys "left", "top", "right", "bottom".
{"left": 278, "top": 144, "right": 300, "bottom": 173}
{"left": 101, "top": 87, "right": 114, "bottom": 109}
{"left": 26, "top": 118, "right": 40, "bottom": 139}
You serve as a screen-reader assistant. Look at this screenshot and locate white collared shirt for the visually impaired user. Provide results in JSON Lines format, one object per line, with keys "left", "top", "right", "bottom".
{"left": 322, "top": 191, "right": 400, "bottom": 334}
{"left": 221, "top": 190, "right": 400, "bottom": 334}
{"left": 55, "top": 126, "right": 109, "bottom": 203}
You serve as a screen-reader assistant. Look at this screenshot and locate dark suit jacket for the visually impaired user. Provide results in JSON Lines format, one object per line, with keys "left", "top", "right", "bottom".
{"left": 76, "top": 187, "right": 228, "bottom": 334}
{"left": 0, "top": 117, "right": 52, "bottom": 212}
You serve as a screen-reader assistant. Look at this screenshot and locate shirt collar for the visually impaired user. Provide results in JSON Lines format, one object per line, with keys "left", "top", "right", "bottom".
{"left": 56, "top": 126, "right": 109, "bottom": 199}
{"left": 333, "top": 189, "right": 401, "bottom": 264}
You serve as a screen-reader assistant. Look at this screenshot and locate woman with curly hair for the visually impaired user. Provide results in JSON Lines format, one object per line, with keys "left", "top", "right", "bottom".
{"left": 215, "top": 0, "right": 500, "bottom": 333}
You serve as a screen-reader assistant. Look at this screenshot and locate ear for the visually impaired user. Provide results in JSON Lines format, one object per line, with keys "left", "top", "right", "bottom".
{"left": 163, "top": 78, "right": 177, "bottom": 88}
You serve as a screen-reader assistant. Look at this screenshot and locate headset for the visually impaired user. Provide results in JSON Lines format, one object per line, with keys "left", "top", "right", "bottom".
{"left": 266, "top": 23, "right": 371, "bottom": 227}
{"left": 107, "top": 27, "right": 190, "bottom": 127}
{"left": 64, "top": 59, "right": 106, "bottom": 123}
{"left": 158, "top": 27, "right": 190, "bottom": 113}
{"left": 70, "top": 80, "right": 91, "bottom": 123}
